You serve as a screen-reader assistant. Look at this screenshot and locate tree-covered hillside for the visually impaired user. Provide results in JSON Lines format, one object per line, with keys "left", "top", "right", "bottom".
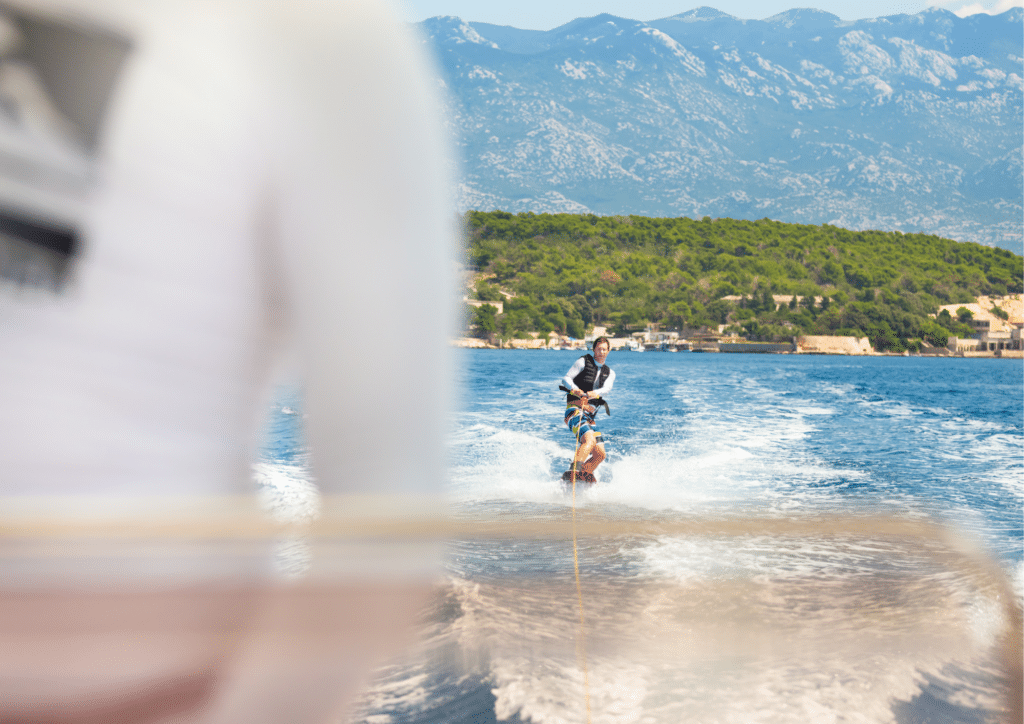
{"left": 464, "top": 211, "right": 1023, "bottom": 352}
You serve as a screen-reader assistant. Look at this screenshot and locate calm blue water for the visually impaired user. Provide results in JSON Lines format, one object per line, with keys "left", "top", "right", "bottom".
{"left": 260, "top": 351, "right": 1023, "bottom": 724}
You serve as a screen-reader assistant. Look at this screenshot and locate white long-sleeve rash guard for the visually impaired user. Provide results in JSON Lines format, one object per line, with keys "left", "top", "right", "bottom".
{"left": 562, "top": 356, "right": 616, "bottom": 398}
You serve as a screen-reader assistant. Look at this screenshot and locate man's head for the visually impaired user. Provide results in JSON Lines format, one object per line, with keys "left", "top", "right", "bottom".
{"left": 593, "top": 337, "right": 610, "bottom": 364}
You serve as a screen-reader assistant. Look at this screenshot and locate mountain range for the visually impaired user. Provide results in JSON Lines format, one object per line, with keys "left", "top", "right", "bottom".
{"left": 419, "top": 7, "right": 1023, "bottom": 252}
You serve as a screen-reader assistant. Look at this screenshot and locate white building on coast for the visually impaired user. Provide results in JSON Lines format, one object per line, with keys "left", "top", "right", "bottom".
{"left": 939, "top": 294, "right": 1023, "bottom": 355}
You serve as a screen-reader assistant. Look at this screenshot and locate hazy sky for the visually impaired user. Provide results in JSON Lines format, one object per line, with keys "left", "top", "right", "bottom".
{"left": 396, "top": 0, "right": 1022, "bottom": 29}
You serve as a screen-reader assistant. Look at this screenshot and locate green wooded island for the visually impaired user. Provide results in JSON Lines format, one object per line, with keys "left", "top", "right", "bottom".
{"left": 461, "top": 210, "right": 1024, "bottom": 354}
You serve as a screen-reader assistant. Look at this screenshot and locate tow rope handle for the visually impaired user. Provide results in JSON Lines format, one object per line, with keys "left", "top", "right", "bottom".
{"left": 559, "top": 385, "right": 610, "bottom": 416}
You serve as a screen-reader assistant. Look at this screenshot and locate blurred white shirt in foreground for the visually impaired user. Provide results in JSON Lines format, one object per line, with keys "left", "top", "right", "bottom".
{"left": 0, "top": 1, "right": 454, "bottom": 722}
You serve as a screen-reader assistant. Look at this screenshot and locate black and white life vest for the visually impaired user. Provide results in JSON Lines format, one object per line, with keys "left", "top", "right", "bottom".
{"left": 562, "top": 354, "right": 611, "bottom": 412}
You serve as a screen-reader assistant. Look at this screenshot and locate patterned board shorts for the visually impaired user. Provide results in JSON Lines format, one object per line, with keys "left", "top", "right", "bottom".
{"left": 564, "top": 404, "right": 604, "bottom": 446}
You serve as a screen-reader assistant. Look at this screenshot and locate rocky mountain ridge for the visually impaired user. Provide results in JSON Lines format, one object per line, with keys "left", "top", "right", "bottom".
{"left": 420, "top": 7, "right": 1023, "bottom": 251}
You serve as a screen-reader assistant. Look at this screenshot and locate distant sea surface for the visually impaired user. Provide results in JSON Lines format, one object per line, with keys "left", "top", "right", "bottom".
{"left": 260, "top": 351, "right": 1023, "bottom": 724}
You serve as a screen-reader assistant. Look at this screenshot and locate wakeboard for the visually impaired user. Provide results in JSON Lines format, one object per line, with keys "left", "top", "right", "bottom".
{"left": 561, "top": 470, "right": 596, "bottom": 485}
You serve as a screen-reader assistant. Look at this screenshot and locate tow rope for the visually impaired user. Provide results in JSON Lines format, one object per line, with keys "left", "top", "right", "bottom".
{"left": 569, "top": 423, "right": 592, "bottom": 723}
{"left": 559, "top": 385, "right": 611, "bottom": 416}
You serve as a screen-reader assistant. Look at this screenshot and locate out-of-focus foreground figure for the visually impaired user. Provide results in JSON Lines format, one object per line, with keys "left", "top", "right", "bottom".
{"left": 0, "top": 0, "right": 453, "bottom": 721}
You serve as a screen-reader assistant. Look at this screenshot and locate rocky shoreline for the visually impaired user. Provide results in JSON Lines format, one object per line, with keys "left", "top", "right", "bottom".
{"left": 451, "top": 335, "right": 1023, "bottom": 358}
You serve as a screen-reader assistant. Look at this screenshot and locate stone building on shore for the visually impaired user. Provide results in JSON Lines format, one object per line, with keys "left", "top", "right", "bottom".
{"left": 939, "top": 294, "right": 1023, "bottom": 356}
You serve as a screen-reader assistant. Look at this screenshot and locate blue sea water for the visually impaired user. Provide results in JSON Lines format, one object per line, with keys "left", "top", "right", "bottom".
{"left": 259, "top": 351, "right": 1023, "bottom": 724}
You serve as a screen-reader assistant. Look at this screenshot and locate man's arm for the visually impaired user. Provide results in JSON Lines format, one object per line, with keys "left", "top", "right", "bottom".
{"left": 205, "top": 4, "right": 453, "bottom": 723}
{"left": 589, "top": 368, "right": 615, "bottom": 398}
{"left": 273, "top": 1, "right": 453, "bottom": 498}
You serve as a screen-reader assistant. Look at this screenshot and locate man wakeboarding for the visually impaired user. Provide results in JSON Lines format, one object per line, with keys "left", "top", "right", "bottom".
{"left": 560, "top": 336, "right": 615, "bottom": 484}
